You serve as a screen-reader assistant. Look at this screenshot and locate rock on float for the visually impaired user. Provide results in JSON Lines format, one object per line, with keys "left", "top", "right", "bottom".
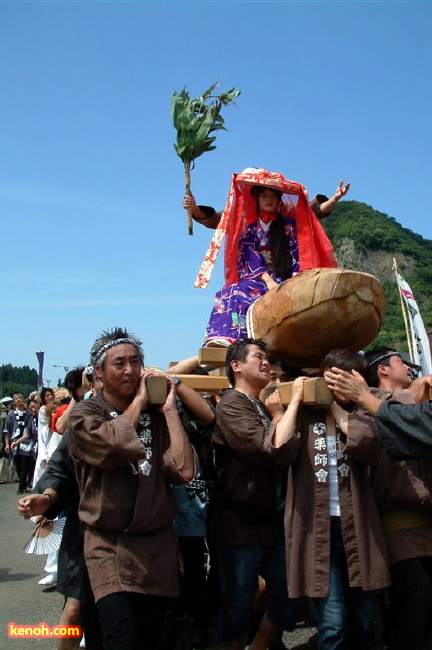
{"left": 247, "top": 268, "right": 386, "bottom": 368}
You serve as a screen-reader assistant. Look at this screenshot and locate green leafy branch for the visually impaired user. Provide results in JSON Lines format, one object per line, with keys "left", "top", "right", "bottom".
{"left": 172, "top": 82, "right": 241, "bottom": 234}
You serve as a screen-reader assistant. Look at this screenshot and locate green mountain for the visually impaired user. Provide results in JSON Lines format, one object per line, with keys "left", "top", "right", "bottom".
{"left": 323, "top": 200, "right": 432, "bottom": 353}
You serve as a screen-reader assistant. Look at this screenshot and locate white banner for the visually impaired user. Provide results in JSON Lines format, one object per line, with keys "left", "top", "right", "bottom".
{"left": 395, "top": 272, "right": 432, "bottom": 375}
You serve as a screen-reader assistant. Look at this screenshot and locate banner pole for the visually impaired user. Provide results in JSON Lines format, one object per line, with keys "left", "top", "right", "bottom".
{"left": 392, "top": 257, "right": 414, "bottom": 362}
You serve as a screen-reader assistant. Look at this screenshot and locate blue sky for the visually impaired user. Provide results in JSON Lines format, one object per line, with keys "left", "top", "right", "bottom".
{"left": 1, "top": 0, "right": 431, "bottom": 387}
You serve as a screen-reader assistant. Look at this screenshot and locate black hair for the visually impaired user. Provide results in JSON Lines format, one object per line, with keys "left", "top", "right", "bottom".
{"left": 252, "top": 186, "right": 292, "bottom": 279}
{"left": 64, "top": 366, "right": 85, "bottom": 402}
{"left": 91, "top": 327, "right": 143, "bottom": 368}
{"left": 319, "top": 349, "right": 368, "bottom": 379}
{"left": 268, "top": 357, "right": 303, "bottom": 381}
{"left": 226, "top": 338, "right": 267, "bottom": 387}
{"left": 363, "top": 348, "right": 399, "bottom": 388}
{"left": 268, "top": 357, "right": 290, "bottom": 373}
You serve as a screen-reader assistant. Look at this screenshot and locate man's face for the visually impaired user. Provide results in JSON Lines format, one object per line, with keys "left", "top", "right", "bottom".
{"left": 234, "top": 344, "right": 271, "bottom": 389}
{"left": 28, "top": 401, "right": 39, "bottom": 415}
{"left": 98, "top": 344, "right": 142, "bottom": 401}
{"left": 13, "top": 394, "right": 25, "bottom": 410}
{"left": 382, "top": 355, "right": 412, "bottom": 389}
{"left": 269, "top": 365, "right": 288, "bottom": 385}
{"left": 94, "top": 376, "right": 103, "bottom": 394}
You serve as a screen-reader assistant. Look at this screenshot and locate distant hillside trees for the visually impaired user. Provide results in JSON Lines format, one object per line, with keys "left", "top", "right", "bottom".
{"left": 325, "top": 201, "right": 432, "bottom": 353}
{"left": 0, "top": 364, "right": 38, "bottom": 399}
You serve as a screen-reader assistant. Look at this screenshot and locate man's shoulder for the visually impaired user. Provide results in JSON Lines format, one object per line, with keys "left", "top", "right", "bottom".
{"left": 5, "top": 409, "right": 16, "bottom": 424}
{"left": 372, "top": 386, "right": 415, "bottom": 404}
{"left": 218, "top": 389, "right": 249, "bottom": 408}
{"left": 219, "top": 389, "right": 264, "bottom": 406}
{"left": 216, "top": 389, "right": 266, "bottom": 422}
{"left": 69, "top": 393, "right": 110, "bottom": 419}
{"left": 219, "top": 388, "right": 236, "bottom": 401}
{"left": 371, "top": 387, "right": 391, "bottom": 399}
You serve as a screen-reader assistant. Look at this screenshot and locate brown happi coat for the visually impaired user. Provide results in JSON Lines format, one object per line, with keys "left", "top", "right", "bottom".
{"left": 211, "top": 389, "right": 284, "bottom": 546}
{"left": 68, "top": 391, "right": 189, "bottom": 602}
{"left": 269, "top": 405, "right": 390, "bottom": 598}
{"left": 370, "top": 388, "right": 432, "bottom": 565}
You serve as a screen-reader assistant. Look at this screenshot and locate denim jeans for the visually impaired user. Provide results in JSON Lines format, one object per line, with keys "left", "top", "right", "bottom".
{"left": 309, "top": 517, "right": 377, "bottom": 650}
{"left": 217, "top": 535, "right": 297, "bottom": 642}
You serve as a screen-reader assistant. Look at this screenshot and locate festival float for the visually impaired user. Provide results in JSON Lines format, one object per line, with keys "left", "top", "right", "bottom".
{"left": 193, "top": 168, "right": 386, "bottom": 366}
{"left": 172, "top": 86, "right": 386, "bottom": 372}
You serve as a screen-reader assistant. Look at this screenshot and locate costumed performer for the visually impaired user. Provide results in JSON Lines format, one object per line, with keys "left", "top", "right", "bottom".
{"left": 187, "top": 168, "right": 349, "bottom": 346}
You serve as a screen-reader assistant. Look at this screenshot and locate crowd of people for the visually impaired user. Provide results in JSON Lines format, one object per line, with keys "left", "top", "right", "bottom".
{"left": 1, "top": 333, "right": 431, "bottom": 650}
{"left": 1, "top": 169, "right": 431, "bottom": 650}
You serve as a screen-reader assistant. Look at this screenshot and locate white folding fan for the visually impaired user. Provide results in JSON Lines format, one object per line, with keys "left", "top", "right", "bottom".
{"left": 23, "top": 519, "right": 65, "bottom": 555}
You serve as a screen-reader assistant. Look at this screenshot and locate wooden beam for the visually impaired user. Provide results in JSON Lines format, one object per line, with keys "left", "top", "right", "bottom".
{"left": 146, "top": 375, "right": 168, "bottom": 405}
{"left": 260, "top": 377, "right": 333, "bottom": 407}
{"left": 198, "top": 347, "right": 227, "bottom": 368}
{"left": 168, "top": 373, "right": 229, "bottom": 392}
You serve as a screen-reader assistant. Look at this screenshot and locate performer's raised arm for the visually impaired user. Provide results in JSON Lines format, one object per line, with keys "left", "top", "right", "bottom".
{"left": 316, "top": 180, "right": 351, "bottom": 216}
{"left": 183, "top": 194, "right": 221, "bottom": 229}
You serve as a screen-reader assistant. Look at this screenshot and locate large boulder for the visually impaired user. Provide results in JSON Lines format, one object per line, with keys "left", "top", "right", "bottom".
{"left": 247, "top": 268, "right": 386, "bottom": 367}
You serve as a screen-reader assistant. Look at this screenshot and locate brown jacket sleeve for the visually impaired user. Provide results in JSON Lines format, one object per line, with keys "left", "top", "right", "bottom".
{"left": 263, "top": 407, "right": 304, "bottom": 465}
{"left": 68, "top": 400, "right": 146, "bottom": 471}
{"left": 193, "top": 206, "right": 222, "bottom": 229}
{"left": 214, "top": 391, "right": 275, "bottom": 468}
{"left": 341, "top": 407, "right": 381, "bottom": 465}
{"left": 309, "top": 194, "right": 330, "bottom": 220}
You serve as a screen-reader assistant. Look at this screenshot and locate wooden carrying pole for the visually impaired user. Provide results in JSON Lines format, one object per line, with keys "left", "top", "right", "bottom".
{"left": 260, "top": 377, "right": 333, "bottom": 407}
{"left": 392, "top": 257, "right": 414, "bottom": 362}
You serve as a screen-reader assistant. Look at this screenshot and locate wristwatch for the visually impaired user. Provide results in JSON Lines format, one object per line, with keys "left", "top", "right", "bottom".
{"left": 172, "top": 376, "right": 182, "bottom": 388}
